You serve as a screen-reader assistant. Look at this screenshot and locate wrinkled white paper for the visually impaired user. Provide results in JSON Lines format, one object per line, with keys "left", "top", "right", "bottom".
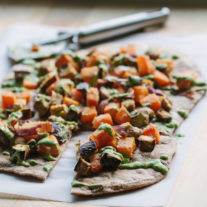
{"left": 0, "top": 24, "right": 207, "bottom": 206}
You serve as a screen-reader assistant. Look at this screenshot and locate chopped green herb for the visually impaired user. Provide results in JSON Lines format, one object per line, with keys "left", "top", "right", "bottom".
{"left": 43, "top": 165, "right": 52, "bottom": 173}
{"left": 172, "top": 55, "right": 179, "bottom": 60}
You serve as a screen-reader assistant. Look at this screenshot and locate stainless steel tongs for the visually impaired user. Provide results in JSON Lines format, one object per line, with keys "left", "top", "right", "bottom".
{"left": 8, "top": 7, "right": 170, "bottom": 62}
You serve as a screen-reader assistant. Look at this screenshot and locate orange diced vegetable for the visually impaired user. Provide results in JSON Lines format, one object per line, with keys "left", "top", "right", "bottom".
{"left": 153, "top": 70, "right": 170, "bottom": 86}
{"left": 115, "top": 106, "right": 130, "bottom": 124}
{"left": 92, "top": 113, "right": 113, "bottom": 129}
{"left": 140, "top": 94, "right": 161, "bottom": 112}
{"left": 2, "top": 91, "right": 15, "bottom": 109}
{"left": 81, "top": 66, "right": 99, "bottom": 83}
{"left": 137, "top": 56, "right": 155, "bottom": 76}
{"left": 90, "top": 153, "right": 103, "bottom": 174}
{"left": 86, "top": 87, "right": 99, "bottom": 106}
{"left": 36, "top": 122, "right": 53, "bottom": 134}
{"left": 23, "top": 134, "right": 38, "bottom": 143}
{"left": 63, "top": 96, "right": 79, "bottom": 106}
{"left": 55, "top": 54, "right": 78, "bottom": 70}
{"left": 120, "top": 45, "right": 136, "bottom": 54}
{"left": 46, "top": 81, "right": 58, "bottom": 95}
{"left": 104, "top": 102, "right": 120, "bottom": 120}
{"left": 133, "top": 86, "right": 149, "bottom": 104}
{"left": 117, "top": 137, "right": 136, "bottom": 158}
{"left": 89, "top": 127, "right": 117, "bottom": 149}
{"left": 23, "top": 79, "right": 38, "bottom": 90}
{"left": 156, "top": 59, "right": 174, "bottom": 72}
{"left": 86, "top": 50, "right": 109, "bottom": 67}
{"left": 142, "top": 123, "right": 160, "bottom": 144}
{"left": 15, "top": 98, "right": 27, "bottom": 106}
{"left": 19, "top": 90, "right": 32, "bottom": 104}
{"left": 38, "top": 135, "right": 61, "bottom": 157}
{"left": 81, "top": 106, "right": 97, "bottom": 123}
{"left": 71, "top": 88, "right": 83, "bottom": 102}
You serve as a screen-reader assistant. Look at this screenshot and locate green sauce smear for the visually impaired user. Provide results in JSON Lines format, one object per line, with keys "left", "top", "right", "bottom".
{"left": 119, "top": 159, "right": 168, "bottom": 175}
{"left": 178, "top": 109, "right": 188, "bottom": 118}
{"left": 29, "top": 160, "right": 38, "bottom": 166}
{"left": 160, "top": 154, "right": 168, "bottom": 160}
{"left": 98, "top": 123, "right": 113, "bottom": 137}
{"left": 2, "top": 151, "right": 10, "bottom": 156}
{"left": 43, "top": 165, "right": 52, "bottom": 173}
{"left": 72, "top": 180, "right": 103, "bottom": 189}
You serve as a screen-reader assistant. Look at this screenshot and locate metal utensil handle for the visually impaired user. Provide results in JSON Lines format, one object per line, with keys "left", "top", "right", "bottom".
{"left": 76, "top": 7, "right": 170, "bottom": 45}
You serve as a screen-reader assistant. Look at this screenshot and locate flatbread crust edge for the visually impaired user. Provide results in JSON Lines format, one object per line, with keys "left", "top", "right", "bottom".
{"left": 71, "top": 43, "right": 205, "bottom": 196}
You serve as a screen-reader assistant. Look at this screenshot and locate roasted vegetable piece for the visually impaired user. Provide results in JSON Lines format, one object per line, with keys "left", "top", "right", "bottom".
{"left": 86, "top": 87, "right": 99, "bottom": 106}
{"left": 23, "top": 79, "right": 38, "bottom": 90}
{"left": 50, "top": 104, "right": 68, "bottom": 118}
{"left": 89, "top": 124, "right": 117, "bottom": 149}
{"left": 81, "top": 66, "right": 99, "bottom": 84}
{"left": 115, "top": 106, "right": 130, "bottom": 125}
{"left": 156, "top": 59, "right": 174, "bottom": 72}
{"left": 127, "top": 75, "right": 142, "bottom": 87}
{"left": 162, "top": 97, "right": 172, "bottom": 111}
{"left": 89, "top": 153, "right": 103, "bottom": 174}
{"left": 79, "top": 140, "right": 97, "bottom": 160}
{"left": 8, "top": 110, "right": 23, "bottom": 125}
{"left": 19, "top": 90, "right": 32, "bottom": 104}
{"left": 146, "top": 49, "right": 160, "bottom": 60}
{"left": 104, "top": 102, "right": 120, "bottom": 120}
{"left": 130, "top": 109, "right": 149, "bottom": 128}
{"left": 137, "top": 56, "right": 155, "bottom": 76}
{"left": 13, "top": 64, "right": 33, "bottom": 82}
{"left": 58, "top": 63, "right": 77, "bottom": 80}
{"left": 156, "top": 109, "right": 171, "bottom": 122}
{"left": 140, "top": 94, "right": 161, "bottom": 112}
{"left": 39, "top": 73, "right": 58, "bottom": 93}
{"left": 142, "top": 123, "right": 160, "bottom": 144}
{"left": 133, "top": 86, "right": 149, "bottom": 104}
{"left": 75, "top": 156, "right": 91, "bottom": 176}
{"left": 2, "top": 91, "right": 15, "bottom": 109}
{"left": 38, "top": 135, "right": 61, "bottom": 157}
{"left": 92, "top": 113, "right": 113, "bottom": 129}
{"left": 81, "top": 106, "right": 97, "bottom": 124}
{"left": 15, "top": 121, "right": 53, "bottom": 136}
{"left": 27, "top": 139, "right": 38, "bottom": 154}
{"left": 71, "top": 88, "right": 83, "bottom": 102}
{"left": 63, "top": 97, "right": 79, "bottom": 106}
{"left": 50, "top": 91, "right": 63, "bottom": 106}
{"left": 117, "top": 137, "right": 136, "bottom": 158}
{"left": 138, "top": 135, "right": 155, "bottom": 152}
{"left": 67, "top": 105, "right": 81, "bottom": 122}
{"left": 121, "top": 99, "right": 135, "bottom": 112}
{"left": 10, "top": 144, "right": 30, "bottom": 165}
{"left": 100, "top": 147, "right": 122, "bottom": 170}
{"left": 153, "top": 70, "right": 170, "bottom": 86}
{"left": 0, "top": 125, "right": 15, "bottom": 146}
{"left": 52, "top": 122, "right": 71, "bottom": 144}
{"left": 34, "top": 93, "right": 51, "bottom": 117}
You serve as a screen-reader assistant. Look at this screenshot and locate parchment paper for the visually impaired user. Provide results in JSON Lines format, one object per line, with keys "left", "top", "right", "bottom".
{"left": 0, "top": 24, "right": 207, "bottom": 206}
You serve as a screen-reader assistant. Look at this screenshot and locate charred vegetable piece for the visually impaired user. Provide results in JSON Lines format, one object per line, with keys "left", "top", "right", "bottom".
{"left": 121, "top": 99, "right": 135, "bottom": 112}
{"left": 156, "top": 109, "right": 172, "bottom": 122}
{"left": 146, "top": 49, "right": 160, "bottom": 60}
{"left": 8, "top": 111, "right": 23, "bottom": 124}
{"left": 127, "top": 75, "right": 142, "bottom": 87}
{"left": 58, "top": 63, "right": 77, "bottom": 79}
{"left": 111, "top": 54, "right": 137, "bottom": 67}
{"left": 130, "top": 109, "right": 149, "bottom": 128}
{"left": 67, "top": 105, "right": 81, "bottom": 122}
{"left": 138, "top": 135, "right": 155, "bottom": 152}
{"left": 100, "top": 146, "right": 123, "bottom": 170}
{"left": 161, "top": 97, "right": 172, "bottom": 111}
{"left": 0, "top": 125, "right": 15, "bottom": 146}
{"left": 39, "top": 73, "right": 58, "bottom": 93}
{"left": 98, "top": 63, "right": 109, "bottom": 78}
{"left": 79, "top": 140, "right": 97, "bottom": 160}
{"left": 52, "top": 122, "right": 70, "bottom": 144}
{"left": 27, "top": 139, "right": 38, "bottom": 154}
{"left": 13, "top": 64, "right": 33, "bottom": 82}
{"left": 50, "top": 91, "right": 63, "bottom": 106}
{"left": 21, "top": 108, "right": 33, "bottom": 119}
{"left": 34, "top": 93, "right": 51, "bottom": 117}
{"left": 10, "top": 144, "right": 30, "bottom": 165}
{"left": 75, "top": 156, "right": 91, "bottom": 176}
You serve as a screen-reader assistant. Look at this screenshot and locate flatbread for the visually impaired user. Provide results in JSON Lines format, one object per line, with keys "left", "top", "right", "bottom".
{"left": 71, "top": 43, "right": 205, "bottom": 196}
{"left": 0, "top": 139, "right": 69, "bottom": 181}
